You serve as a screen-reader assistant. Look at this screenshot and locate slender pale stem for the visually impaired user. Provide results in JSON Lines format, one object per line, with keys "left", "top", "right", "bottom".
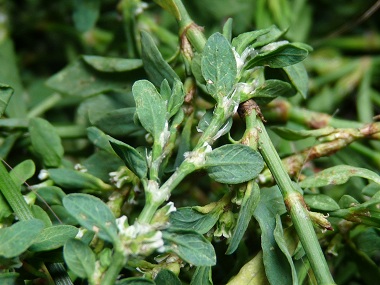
{"left": 27, "top": 93, "right": 62, "bottom": 118}
{"left": 239, "top": 100, "right": 335, "bottom": 285}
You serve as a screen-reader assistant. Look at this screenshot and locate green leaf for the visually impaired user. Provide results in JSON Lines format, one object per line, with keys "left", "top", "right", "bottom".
{"left": 339, "top": 195, "right": 359, "bottom": 208}
{"left": 49, "top": 205, "right": 79, "bottom": 225}
{"left": 64, "top": 238, "right": 96, "bottom": 279}
{"left": 355, "top": 228, "right": 380, "bottom": 256}
{"left": 0, "top": 192, "right": 12, "bottom": 220}
{"left": 160, "top": 79, "right": 172, "bottom": 101}
{"left": 227, "top": 251, "right": 268, "bottom": 285}
{"left": 133, "top": 80, "right": 167, "bottom": 140}
{"left": 273, "top": 217, "right": 298, "bottom": 285}
{"left": 299, "top": 165, "right": 380, "bottom": 188}
{"left": 29, "top": 225, "right": 78, "bottom": 252}
{"left": 226, "top": 181, "right": 260, "bottom": 254}
{"left": 283, "top": 62, "right": 308, "bottom": 99}
{"left": 304, "top": 194, "right": 340, "bottom": 212}
{"left": 83, "top": 55, "right": 142, "bottom": 72}
{"left": 246, "top": 42, "right": 309, "bottom": 69}
{"left": 73, "top": 0, "right": 100, "bottom": 32}
{"left": 29, "top": 118, "right": 64, "bottom": 168}
{"left": 46, "top": 59, "right": 130, "bottom": 97}
{"left": 116, "top": 277, "right": 155, "bottom": 285}
{"left": 87, "top": 126, "right": 116, "bottom": 154}
{"left": 162, "top": 229, "right": 216, "bottom": 266}
{"left": 167, "top": 79, "right": 185, "bottom": 119}
{"left": 362, "top": 183, "right": 380, "bottom": 197}
{"left": 89, "top": 107, "right": 145, "bottom": 136}
{"left": 169, "top": 207, "right": 220, "bottom": 234}
{"left": 205, "top": 144, "right": 264, "bottom": 184}
{"left": 0, "top": 39, "right": 27, "bottom": 118}
{"left": 48, "top": 168, "right": 113, "bottom": 191}
{"left": 36, "top": 186, "right": 66, "bottom": 206}
{"left": 222, "top": 18, "right": 233, "bottom": 42}
{"left": 0, "top": 84, "right": 13, "bottom": 117}
{"left": 0, "top": 219, "right": 44, "bottom": 258}
{"left": 190, "top": 266, "right": 213, "bottom": 285}
{"left": 108, "top": 136, "right": 148, "bottom": 179}
{"left": 271, "top": 126, "right": 335, "bottom": 141}
{"left": 173, "top": 113, "right": 193, "bottom": 169}
{"left": 31, "top": 205, "right": 52, "bottom": 227}
{"left": 232, "top": 25, "right": 283, "bottom": 54}
{"left": 191, "top": 53, "right": 205, "bottom": 85}
{"left": 9, "top": 159, "right": 35, "bottom": 187}
{"left": 253, "top": 186, "right": 291, "bottom": 285}
{"left": 242, "top": 79, "right": 295, "bottom": 104}
{"left": 83, "top": 151, "right": 124, "bottom": 182}
{"left": 141, "top": 31, "right": 180, "bottom": 87}
{"left": 155, "top": 269, "right": 181, "bottom": 285}
{"left": 63, "top": 193, "right": 118, "bottom": 243}
{"left": 201, "top": 33, "right": 237, "bottom": 101}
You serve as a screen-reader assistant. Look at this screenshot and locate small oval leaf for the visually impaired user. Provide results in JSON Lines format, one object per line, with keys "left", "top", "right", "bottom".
{"left": 169, "top": 207, "right": 220, "bottom": 234}
{"left": 48, "top": 168, "right": 113, "bottom": 191}
{"left": 304, "top": 194, "right": 340, "bottom": 212}
{"left": 205, "top": 144, "right": 264, "bottom": 184}
{"left": 202, "top": 33, "right": 237, "bottom": 101}
{"left": 132, "top": 80, "right": 167, "bottom": 140}
{"left": 64, "top": 238, "right": 96, "bottom": 279}
{"left": 108, "top": 136, "right": 148, "bottom": 179}
{"left": 162, "top": 229, "right": 216, "bottom": 266}
{"left": 0, "top": 219, "right": 44, "bottom": 258}
{"left": 63, "top": 194, "right": 118, "bottom": 243}
{"left": 29, "top": 118, "right": 64, "bottom": 168}
{"left": 299, "top": 165, "right": 380, "bottom": 188}
{"left": 29, "top": 225, "right": 79, "bottom": 252}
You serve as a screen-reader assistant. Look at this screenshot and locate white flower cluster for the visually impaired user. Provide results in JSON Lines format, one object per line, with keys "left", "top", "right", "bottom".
{"left": 116, "top": 216, "right": 165, "bottom": 256}
{"left": 183, "top": 142, "right": 212, "bottom": 167}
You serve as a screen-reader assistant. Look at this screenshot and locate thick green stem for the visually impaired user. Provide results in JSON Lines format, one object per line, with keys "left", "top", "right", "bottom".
{"left": 239, "top": 100, "right": 335, "bottom": 285}
{"left": 154, "top": 0, "right": 206, "bottom": 52}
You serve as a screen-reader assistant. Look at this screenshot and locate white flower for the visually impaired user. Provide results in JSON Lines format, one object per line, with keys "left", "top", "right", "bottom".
{"left": 74, "top": 163, "right": 87, "bottom": 173}
{"left": 38, "top": 169, "right": 49, "bottom": 180}
{"left": 184, "top": 142, "right": 212, "bottom": 167}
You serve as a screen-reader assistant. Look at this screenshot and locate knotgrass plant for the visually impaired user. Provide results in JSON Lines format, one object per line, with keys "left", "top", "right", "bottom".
{"left": 1, "top": 0, "right": 380, "bottom": 284}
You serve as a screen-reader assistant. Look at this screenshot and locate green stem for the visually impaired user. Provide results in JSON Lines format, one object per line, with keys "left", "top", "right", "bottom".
{"left": 264, "top": 99, "right": 363, "bottom": 129}
{"left": 139, "top": 102, "right": 234, "bottom": 224}
{"left": 239, "top": 100, "right": 335, "bottom": 285}
{"left": 138, "top": 160, "right": 196, "bottom": 224}
{"left": 27, "top": 93, "right": 62, "bottom": 118}
{"left": 100, "top": 249, "right": 126, "bottom": 285}
{"left": 155, "top": 0, "right": 206, "bottom": 53}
